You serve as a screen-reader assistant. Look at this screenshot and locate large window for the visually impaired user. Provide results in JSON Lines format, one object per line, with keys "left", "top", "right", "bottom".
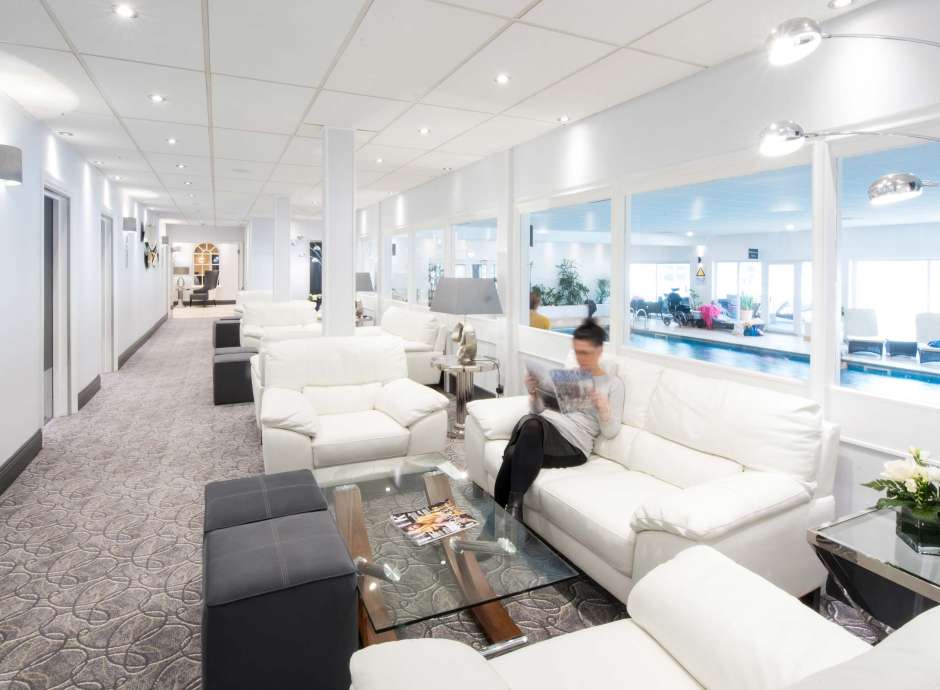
{"left": 454, "top": 218, "right": 497, "bottom": 281}
{"left": 414, "top": 228, "right": 444, "bottom": 307}
{"left": 629, "top": 164, "right": 812, "bottom": 379}
{"left": 521, "top": 199, "right": 611, "bottom": 335}
{"left": 388, "top": 232, "right": 409, "bottom": 302}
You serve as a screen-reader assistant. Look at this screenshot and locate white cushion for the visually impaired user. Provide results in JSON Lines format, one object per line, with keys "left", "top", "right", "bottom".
{"left": 381, "top": 306, "right": 441, "bottom": 347}
{"left": 615, "top": 357, "right": 664, "bottom": 429}
{"left": 538, "top": 465, "right": 679, "bottom": 575}
{"left": 351, "top": 639, "right": 509, "bottom": 690}
{"left": 631, "top": 471, "right": 812, "bottom": 540}
{"left": 264, "top": 336, "right": 408, "bottom": 391}
{"left": 629, "top": 429, "right": 742, "bottom": 489}
{"left": 374, "top": 378, "right": 448, "bottom": 427}
{"left": 303, "top": 383, "right": 381, "bottom": 415}
{"left": 491, "top": 619, "right": 700, "bottom": 690}
{"left": 241, "top": 301, "right": 318, "bottom": 328}
{"left": 628, "top": 546, "right": 869, "bottom": 690}
{"left": 400, "top": 339, "right": 433, "bottom": 353}
{"left": 591, "top": 424, "right": 640, "bottom": 470}
{"left": 646, "top": 369, "right": 823, "bottom": 484}
{"left": 466, "top": 396, "right": 531, "bottom": 441}
{"left": 262, "top": 324, "right": 321, "bottom": 340}
{"left": 312, "top": 410, "right": 410, "bottom": 468}
{"left": 260, "top": 388, "right": 319, "bottom": 437}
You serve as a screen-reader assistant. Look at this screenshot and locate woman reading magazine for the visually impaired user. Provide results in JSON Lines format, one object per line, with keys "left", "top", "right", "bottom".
{"left": 494, "top": 318, "right": 624, "bottom": 522}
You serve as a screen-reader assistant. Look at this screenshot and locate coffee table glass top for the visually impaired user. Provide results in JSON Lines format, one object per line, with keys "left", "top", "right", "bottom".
{"left": 317, "top": 454, "right": 578, "bottom": 632}
{"left": 810, "top": 508, "right": 940, "bottom": 591}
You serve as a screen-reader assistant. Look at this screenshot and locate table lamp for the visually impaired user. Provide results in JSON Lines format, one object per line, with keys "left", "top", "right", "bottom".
{"left": 355, "top": 272, "right": 374, "bottom": 318}
{"left": 430, "top": 278, "right": 502, "bottom": 364}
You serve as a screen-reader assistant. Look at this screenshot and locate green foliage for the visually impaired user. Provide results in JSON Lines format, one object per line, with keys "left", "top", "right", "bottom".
{"left": 530, "top": 283, "right": 559, "bottom": 306}
{"left": 553, "top": 259, "right": 590, "bottom": 306}
{"left": 689, "top": 288, "right": 700, "bottom": 309}
{"left": 594, "top": 277, "right": 610, "bottom": 304}
{"left": 739, "top": 294, "right": 755, "bottom": 311}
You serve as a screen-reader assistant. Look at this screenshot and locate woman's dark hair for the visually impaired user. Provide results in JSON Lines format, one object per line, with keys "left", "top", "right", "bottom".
{"left": 572, "top": 317, "right": 606, "bottom": 347}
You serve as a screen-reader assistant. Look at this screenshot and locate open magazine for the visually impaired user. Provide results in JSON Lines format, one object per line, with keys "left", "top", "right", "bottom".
{"left": 390, "top": 499, "right": 479, "bottom": 546}
{"left": 525, "top": 359, "right": 595, "bottom": 415}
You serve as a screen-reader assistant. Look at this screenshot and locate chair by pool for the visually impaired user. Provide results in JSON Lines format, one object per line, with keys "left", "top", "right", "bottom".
{"left": 844, "top": 309, "right": 884, "bottom": 357}
{"left": 916, "top": 313, "right": 940, "bottom": 365}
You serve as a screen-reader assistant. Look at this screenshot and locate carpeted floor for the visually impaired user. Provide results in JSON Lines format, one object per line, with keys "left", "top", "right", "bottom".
{"left": 0, "top": 317, "right": 877, "bottom": 689}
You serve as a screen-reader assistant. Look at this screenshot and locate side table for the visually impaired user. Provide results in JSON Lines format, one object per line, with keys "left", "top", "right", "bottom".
{"left": 431, "top": 355, "right": 497, "bottom": 438}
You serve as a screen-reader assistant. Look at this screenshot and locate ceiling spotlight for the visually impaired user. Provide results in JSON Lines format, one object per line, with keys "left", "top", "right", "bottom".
{"left": 868, "top": 172, "right": 937, "bottom": 206}
{"left": 418, "top": 127, "right": 430, "bottom": 136}
{"left": 494, "top": 73, "right": 511, "bottom": 85}
{"left": 113, "top": 4, "right": 138, "bottom": 19}
{"left": 376, "top": 157, "right": 384, "bottom": 164}
{"left": 759, "top": 119, "right": 940, "bottom": 158}
{"left": 57, "top": 130, "right": 74, "bottom": 137}
{"left": 184, "top": 180, "right": 193, "bottom": 185}
{"left": 786, "top": 223, "right": 796, "bottom": 230}
{"left": 557, "top": 115, "right": 569, "bottom": 124}
{"left": 188, "top": 193, "right": 196, "bottom": 198}
{"left": 176, "top": 163, "right": 186, "bottom": 169}
{"left": 166, "top": 137, "right": 177, "bottom": 145}
{"left": 113, "top": 175, "right": 122, "bottom": 181}
{"left": 442, "top": 167, "right": 453, "bottom": 172}
{"left": 828, "top": 0, "right": 853, "bottom": 7}
{"left": 92, "top": 160, "right": 103, "bottom": 165}
{"left": 149, "top": 93, "right": 166, "bottom": 104}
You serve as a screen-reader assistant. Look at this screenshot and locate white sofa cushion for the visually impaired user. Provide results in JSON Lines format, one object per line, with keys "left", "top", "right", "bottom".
{"left": 631, "top": 471, "right": 812, "bottom": 540}
{"left": 491, "top": 619, "right": 700, "bottom": 690}
{"left": 265, "top": 336, "right": 408, "bottom": 391}
{"left": 400, "top": 339, "right": 433, "bottom": 353}
{"left": 304, "top": 383, "right": 382, "bottom": 415}
{"left": 646, "top": 369, "right": 823, "bottom": 484}
{"left": 241, "top": 301, "right": 318, "bottom": 328}
{"left": 628, "top": 546, "right": 869, "bottom": 690}
{"left": 381, "top": 306, "right": 441, "bottom": 347}
{"left": 312, "top": 410, "right": 410, "bottom": 468}
{"left": 538, "top": 464, "right": 679, "bottom": 575}
{"left": 592, "top": 425, "right": 640, "bottom": 469}
{"left": 466, "top": 396, "right": 531, "bottom": 441}
{"left": 615, "top": 358, "right": 664, "bottom": 429}
{"left": 628, "top": 430, "right": 742, "bottom": 489}
{"left": 375, "top": 378, "right": 448, "bottom": 427}
{"left": 260, "top": 388, "right": 319, "bottom": 437}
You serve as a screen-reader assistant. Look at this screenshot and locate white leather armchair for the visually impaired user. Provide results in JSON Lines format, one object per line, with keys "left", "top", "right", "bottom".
{"left": 260, "top": 336, "right": 449, "bottom": 477}
{"left": 361, "top": 306, "right": 447, "bottom": 384}
{"left": 239, "top": 301, "right": 320, "bottom": 349}
{"left": 350, "top": 546, "right": 938, "bottom": 690}
{"left": 465, "top": 357, "right": 838, "bottom": 602}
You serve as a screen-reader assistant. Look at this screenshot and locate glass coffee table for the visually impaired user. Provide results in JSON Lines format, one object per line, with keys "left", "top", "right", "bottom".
{"left": 316, "top": 454, "right": 577, "bottom": 655}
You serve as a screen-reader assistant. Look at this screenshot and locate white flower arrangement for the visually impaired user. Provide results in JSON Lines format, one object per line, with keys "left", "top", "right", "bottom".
{"left": 864, "top": 447, "right": 940, "bottom": 522}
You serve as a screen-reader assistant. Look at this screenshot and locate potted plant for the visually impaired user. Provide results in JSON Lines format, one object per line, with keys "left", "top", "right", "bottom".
{"left": 863, "top": 447, "right": 940, "bottom": 554}
{"left": 739, "top": 294, "right": 755, "bottom": 322}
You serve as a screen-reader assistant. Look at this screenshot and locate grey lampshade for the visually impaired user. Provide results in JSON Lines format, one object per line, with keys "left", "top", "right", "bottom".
{"left": 430, "top": 277, "right": 502, "bottom": 316}
{"left": 355, "top": 272, "right": 375, "bottom": 292}
{"left": 173, "top": 266, "right": 190, "bottom": 275}
{"left": 0, "top": 144, "right": 23, "bottom": 186}
{"left": 122, "top": 217, "right": 137, "bottom": 232}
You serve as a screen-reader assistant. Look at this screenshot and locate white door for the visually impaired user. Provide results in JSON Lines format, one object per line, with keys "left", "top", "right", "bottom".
{"left": 100, "top": 216, "right": 114, "bottom": 372}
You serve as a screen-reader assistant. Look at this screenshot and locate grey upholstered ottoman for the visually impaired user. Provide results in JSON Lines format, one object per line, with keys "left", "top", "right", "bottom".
{"left": 202, "top": 511, "right": 358, "bottom": 690}
{"left": 212, "top": 349, "right": 254, "bottom": 405}
{"left": 203, "top": 469, "right": 327, "bottom": 532}
{"left": 213, "top": 319, "right": 241, "bottom": 348}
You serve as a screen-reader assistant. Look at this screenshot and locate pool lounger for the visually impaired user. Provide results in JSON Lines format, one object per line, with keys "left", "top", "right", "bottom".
{"left": 847, "top": 336, "right": 885, "bottom": 357}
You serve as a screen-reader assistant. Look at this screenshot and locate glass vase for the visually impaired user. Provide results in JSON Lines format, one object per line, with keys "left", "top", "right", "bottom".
{"left": 896, "top": 505, "right": 940, "bottom": 556}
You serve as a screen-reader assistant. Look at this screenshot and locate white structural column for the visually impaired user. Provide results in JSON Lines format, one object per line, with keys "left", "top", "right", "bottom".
{"left": 273, "top": 195, "right": 291, "bottom": 301}
{"left": 496, "top": 150, "right": 519, "bottom": 395}
{"left": 322, "top": 127, "right": 356, "bottom": 336}
{"left": 609, "top": 184, "right": 627, "bottom": 348}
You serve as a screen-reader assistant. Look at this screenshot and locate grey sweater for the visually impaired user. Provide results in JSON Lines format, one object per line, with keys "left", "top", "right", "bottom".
{"left": 530, "top": 372, "right": 625, "bottom": 459}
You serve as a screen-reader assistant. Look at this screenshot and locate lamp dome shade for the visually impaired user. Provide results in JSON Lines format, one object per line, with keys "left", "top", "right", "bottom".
{"left": 766, "top": 17, "right": 824, "bottom": 66}
{"left": 868, "top": 172, "right": 925, "bottom": 206}
{"left": 759, "top": 120, "right": 807, "bottom": 157}
{"left": 0, "top": 144, "right": 23, "bottom": 186}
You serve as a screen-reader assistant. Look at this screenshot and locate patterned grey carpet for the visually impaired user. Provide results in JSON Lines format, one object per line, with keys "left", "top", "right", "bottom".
{"left": 0, "top": 317, "right": 877, "bottom": 689}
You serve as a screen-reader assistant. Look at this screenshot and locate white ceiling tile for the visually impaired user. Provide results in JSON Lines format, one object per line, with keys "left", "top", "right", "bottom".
{"left": 252, "top": 196, "right": 275, "bottom": 216}
{"left": 45, "top": 112, "right": 135, "bottom": 149}
{"left": 209, "top": 0, "right": 363, "bottom": 86}
{"left": 357, "top": 170, "right": 386, "bottom": 187}
{"left": 280, "top": 136, "right": 323, "bottom": 166}
{"left": 110, "top": 169, "right": 162, "bottom": 187}
{"left": 270, "top": 164, "right": 321, "bottom": 184}
{"left": 298, "top": 123, "right": 323, "bottom": 138}
{"left": 214, "top": 176, "right": 265, "bottom": 193}
{"left": 443, "top": 0, "right": 532, "bottom": 17}
{"left": 124, "top": 118, "right": 210, "bottom": 156}
{"left": 631, "top": 0, "right": 878, "bottom": 67}
{"left": 306, "top": 90, "right": 411, "bottom": 131}
{"left": 263, "top": 180, "right": 314, "bottom": 196}
{"left": 84, "top": 56, "right": 208, "bottom": 124}
{"left": 506, "top": 48, "right": 700, "bottom": 123}
{"left": 80, "top": 147, "right": 150, "bottom": 172}
{"left": 522, "top": 0, "right": 705, "bottom": 46}
{"left": 46, "top": 0, "right": 204, "bottom": 69}
{"left": 356, "top": 189, "right": 392, "bottom": 208}
{"left": 146, "top": 152, "right": 212, "bottom": 176}
{"left": 371, "top": 104, "right": 490, "bottom": 150}
{"left": 159, "top": 172, "right": 211, "bottom": 191}
{"left": 368, "top": 169, "right": 435, "bottom": 193}
{"left": 406, "top": 150, "right": 482, "bottom": 174}
{"left": 214, "top": 158, "right": 274, "bottom": 179}
{"left": 356, "top": 144, "right": 424, "bottom": 172}
{"left": 440, "top": 115, "right": 556, "bottom": 156}
{"left": 355, "top": 130, "right": 377, "bottom": 148}
{"left": 213, "top": 128, "right": 288, "bottom": 162}
{"left": 326, "top": 0, "right": 505, "bottom": 101}
{"left": 423, "top": 23, "right": 612, "bottom": 114}
{"left": 211, "top": 74, "right": 313, "bottom": 133}
{"left": 0, "top": 46, "right": 110, "bottom": 119}
{"left": 0, "top": 0, "right": 68, "bottom": 49}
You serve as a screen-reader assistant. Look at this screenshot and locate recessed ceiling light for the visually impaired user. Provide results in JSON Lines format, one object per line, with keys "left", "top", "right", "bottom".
{"left": 188, "top": 193, "right": 196, "bottom": 198}
{"left": 92, "top": 160, "right": 103, "bottom": 165}
{"left": 113, "top": 175, "right": 122, "bottom": 181}
{"left": 113, "top": 4, "right": 138, "bottom": 19}
{"left": 494, "top": 73, "right": 511, "bottom": 86}
{"left": 376, "top": 157, "right": 384, "bottom": 164}
{"left": 827, "top": 0, "right": 853, "bottom": 8}
{"left": 557, "top": 115, "right": 570, "bottom": 124}
{"left": 418, "top": 127, "right": 430, "bottom": 136}
{"left": 149, "top": 93, "right": 166, "bottom": 104}
{"left": 184, "top": 181, "right": 193, "bottom": 186}
{"left": 166, "top": 137, "right": 177, "bottom": 145}
{"left": 442, "top": 167, "right": 453, "bottom": 172}
{"left": 786, "top": 223, "right": 796, "bottom": 230}
{"left": 57, "top": 130, "right": 74, "bottom": 137}
{"left": 685, "top": 231, "right": 694, "bottom": 237}
{"left": 176, "top": 163, "right": 186, "bottom": 169}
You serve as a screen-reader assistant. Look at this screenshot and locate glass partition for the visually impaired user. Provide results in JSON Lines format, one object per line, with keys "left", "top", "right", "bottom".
{"left": 628, "top": 164, "right": 812, "bottom": 379}
{"left": 388, "top": 232, "right": 410, "bottom": 303}
{"left": 454, "top": 218, "right": 497, "bottom": 282}
{"left": 521, "top": 199, "right": 612, "bottom": 336}
{"left": 414, "top": 229, "right": 444, "bottom": 306}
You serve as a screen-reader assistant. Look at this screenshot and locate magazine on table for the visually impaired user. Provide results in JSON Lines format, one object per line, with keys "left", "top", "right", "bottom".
{"left": 390, "top": 499, "right": 479, "bottom": 546}
{"left": 524, "top": 359, "right": 595, "bottom": 415}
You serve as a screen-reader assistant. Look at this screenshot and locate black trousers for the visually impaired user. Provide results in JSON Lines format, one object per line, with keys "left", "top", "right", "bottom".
{"left": 493, "top": 416, "right": 585, "bottom": 507}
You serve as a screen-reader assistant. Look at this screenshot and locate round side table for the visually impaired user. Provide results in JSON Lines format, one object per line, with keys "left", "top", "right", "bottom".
{"left": 432, "top": 355, "right": 498, "bottom": 438}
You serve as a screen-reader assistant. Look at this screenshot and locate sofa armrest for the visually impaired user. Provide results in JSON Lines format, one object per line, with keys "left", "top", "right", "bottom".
{"left": 628, "top": 546, "right": 869, "bottom": 690}
{"left": 375, "top": 378, "right": 449, "bottom": 427}
{"left": 631, "top": 472, "right": 812, "bottom": 540}
{"left": 260, "top": 388, "right": 319, "bottom": 437}
{"left": 241, "top": 323, "right": 263, "bottom": 340}
{"left": 350, "top": 639, "right": 509, "bottom": 690}
{"left": 465, "top": 396, "right": 531, "bottom": 441}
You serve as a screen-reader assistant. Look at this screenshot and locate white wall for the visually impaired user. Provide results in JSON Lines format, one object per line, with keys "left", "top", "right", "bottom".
{"left": 246, "top": 217, "right": 274, "bottom": 290}
{"left": 0, "top": 90, "right": 166, "bottom": 468}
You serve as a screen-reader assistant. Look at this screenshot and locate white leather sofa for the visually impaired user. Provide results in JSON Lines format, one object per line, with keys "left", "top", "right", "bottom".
{"left": 360, "top": 306, "right": 447, "bottom": 385}
{"left": 239, "top": 301, "right": 320, "bottom": 349}
{"left": 465, "top": 355, "right": 838, "bottom": 602}
{"left": 350, "top": 546, "right": 938, "bottom": 690}
{"left": 259, "top": 335, "right": 449, "bottom": 480}
{"left": 234, "top": 289, "right": 272, "bottom": 314}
